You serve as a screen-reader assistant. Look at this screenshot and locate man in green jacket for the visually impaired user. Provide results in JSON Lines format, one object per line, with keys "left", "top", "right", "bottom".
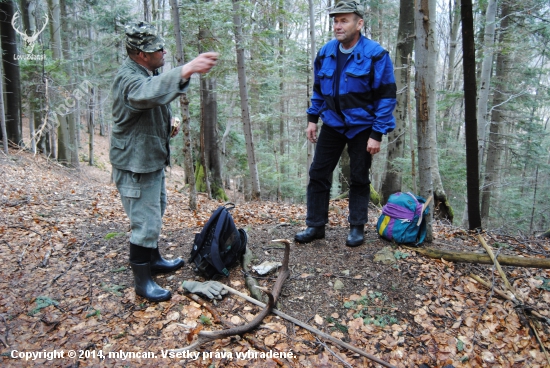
{"left": 110, "top": 21, "right": 218, "bottom": 302}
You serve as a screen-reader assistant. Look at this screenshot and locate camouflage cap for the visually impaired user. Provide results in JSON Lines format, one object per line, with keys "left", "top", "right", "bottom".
{"left": 125, "top": 21, "right": 165, "bottom": 53}
{"left": 329, "top": 0, "right": 365, "bottom": 18}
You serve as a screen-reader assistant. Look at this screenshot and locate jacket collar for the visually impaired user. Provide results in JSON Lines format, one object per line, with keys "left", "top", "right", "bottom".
{"left": 327, "top": 34, "right": 367, "bottom": 57}
{"left": 326, "top": 35, "right": 368, "bottom": 63}
{"left": 124, "top": 57, "right": 155, "bottom": 76}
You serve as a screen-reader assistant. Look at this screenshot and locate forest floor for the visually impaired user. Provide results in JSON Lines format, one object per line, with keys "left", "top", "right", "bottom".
{"left": 1, "top": 131, "right": 550, "bottom": 367}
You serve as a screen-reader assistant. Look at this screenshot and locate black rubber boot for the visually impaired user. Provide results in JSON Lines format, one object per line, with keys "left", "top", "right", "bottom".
{"left": 130, "top": 262, "right": 171, "bottom": 302}
{"left": 130, "top": 243, "right": 153, "bottom": 263}
{"left": 294, "top": 226, "right": 325, "bottom": 243}
{"left": 129, "top": 243, "right": 170, "bottom": 302}
{"left": 346, "top": 225, "right": 365, "bottom": 247}
{"left": 150, "top": 247, "right": 185, "bottom": 275}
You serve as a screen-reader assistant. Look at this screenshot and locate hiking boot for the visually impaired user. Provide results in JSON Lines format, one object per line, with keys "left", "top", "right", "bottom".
{"left": 294, "top": 226, "right": 325, "bottom": 243}
{"left": 150, "top": 247, "right": 184, "bottom": 275}
{"left": 346, "top": 225, "right": 365, "bottom": 247}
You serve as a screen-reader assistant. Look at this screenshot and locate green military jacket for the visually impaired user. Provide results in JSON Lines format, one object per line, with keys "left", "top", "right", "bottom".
{"left": 110, "top": 57, "right": 189, "bottom": 173}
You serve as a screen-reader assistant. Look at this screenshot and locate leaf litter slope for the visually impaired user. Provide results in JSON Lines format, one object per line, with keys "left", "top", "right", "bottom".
{"left": 0, "top": 150, "right": 549, "bottom": 367}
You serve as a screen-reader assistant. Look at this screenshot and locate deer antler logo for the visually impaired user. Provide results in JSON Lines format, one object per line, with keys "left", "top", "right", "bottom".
{"left": 11, "top": 11, "right": 49, "bottom": 54}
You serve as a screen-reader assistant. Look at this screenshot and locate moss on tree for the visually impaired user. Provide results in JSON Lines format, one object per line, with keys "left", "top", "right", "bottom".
{"left": 195, "top": 162, "right": 207, "bottom": 192}
{"left": 195, "top": 162, "right": 228, "bottom": 201}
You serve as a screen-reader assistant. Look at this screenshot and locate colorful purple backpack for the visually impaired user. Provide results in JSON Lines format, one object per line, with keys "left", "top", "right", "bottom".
{"left": 376, "top": 192, "right": 429, "bottom": 246}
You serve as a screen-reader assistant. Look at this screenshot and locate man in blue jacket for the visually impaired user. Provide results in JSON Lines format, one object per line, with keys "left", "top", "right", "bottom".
{"left": 295, "top": 0, "right": 396, "bottom": 247}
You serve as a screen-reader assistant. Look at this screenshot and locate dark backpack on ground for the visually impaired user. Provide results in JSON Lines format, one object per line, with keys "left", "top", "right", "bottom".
{"left": 188, "top": 203, "right": 247, "bottom": 279}
{"left": 376, "top": 192, "right": 430, "bottom": 246}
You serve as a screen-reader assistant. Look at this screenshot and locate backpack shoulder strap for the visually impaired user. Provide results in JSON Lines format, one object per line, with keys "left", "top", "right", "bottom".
{"left": 209, "top": 209, "right": 231, "bottom": 277}
{"left": 189, "top": 206, "right": 224, "bottom": 260}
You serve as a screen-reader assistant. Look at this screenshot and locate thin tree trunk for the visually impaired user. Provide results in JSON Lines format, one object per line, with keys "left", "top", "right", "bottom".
{"left": 170, "top": 0, "right": 197, "bottom": 209}
{"left": 88, "top": 88, "right": 94, "bottom": 166}
{"left": 0, "top": 0, "right": 22, "bottom": 146}
{"left": 427, "top": 8, "right": 453, "bottom": 222}
{"left": 203, "top": 77, "right": 225, "bottom": 200}
{"left": 481, "top": 2, "right": 511, "bottom": 222}
{"left": 47, "top": 0, "right": 62, "bottom": 60}
{"left": 461, "top": 0, "right": 481, "bottom": 230}
{"left": 198, "top": 9, "right": 225, "bottom": 201}
{"left": 414, "top": 0, "right": 436, "bottom": 242}
{"left": 441, "top": 0, "right": 461, "bottom": 143}
{"left": 0, "top": 66, "right": 7, "bottom": 154}
{"left": 143, "top": 0, "right": 150, "bottom": 22}
{"left": 476, "top": 0, "right": 497, "bottom": 171}
{"left": 446, "top": 0, "right": 461, "bottom": 91}
{"left": 232, "top": 0, "right": 261, "bottom": 200}
{"left": 380, "top": 0, "right": 414, "bottom": 204}
{"left": 407, "top": 56, "right": 416, "bottom": 194}
{"left": 307, "top": 0, "right": 316, "bottom": 184}
{"left": 278, "top": 0, "right": 285, "bottom": 170}
{"left": 60, "top": 0, "right": 78, "bottom": 168}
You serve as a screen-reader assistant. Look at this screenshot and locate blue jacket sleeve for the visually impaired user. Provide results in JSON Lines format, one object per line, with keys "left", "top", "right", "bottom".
{"left": 370, "top": 51, "right": 396, "bottom": 139}
{"left": 306, "top": 50, "right": 324, "bottom": 124}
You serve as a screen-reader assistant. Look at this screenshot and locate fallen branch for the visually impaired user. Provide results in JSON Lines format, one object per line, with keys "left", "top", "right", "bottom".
{"left": 182, "top": 293, "right": 221, "bottom": 324}
{"left": 170, "top": 239, "right": 291, "bottom": 353}
{"left": 471, "top": 273, "right": 550, "bottom": 365}
{"left": 315, "top": 337, "right": 353, "bottom": 368}
{"left": 220, "top": 284, "right": 395, "bottom": 368}
{"left": 404, "top": 246, "right": 550, "bottom": 269}
{"left": 478, "top": 235, "right": 522, "bottom": 300}
{"left": 470, "top": 274, "right": 550, "bottom": 326}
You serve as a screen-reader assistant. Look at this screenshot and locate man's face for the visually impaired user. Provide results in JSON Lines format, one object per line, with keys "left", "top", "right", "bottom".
{"left": 143, "top": 48, "right": 166, "bottom": 70}
{"left": 333, "top": 13, "right": 363, "bottom": 48}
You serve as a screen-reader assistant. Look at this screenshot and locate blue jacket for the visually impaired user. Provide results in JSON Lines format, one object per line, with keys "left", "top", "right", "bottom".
{"left": 307, "top": 35, "right": 396, "bottom": 140}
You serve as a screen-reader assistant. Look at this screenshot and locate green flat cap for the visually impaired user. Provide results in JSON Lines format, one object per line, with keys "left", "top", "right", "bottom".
{"left": 329, "top": 0, "right": 365, "bottom": 18}
{"left": 125, "top": 21, "right": 165, "bottom": 53}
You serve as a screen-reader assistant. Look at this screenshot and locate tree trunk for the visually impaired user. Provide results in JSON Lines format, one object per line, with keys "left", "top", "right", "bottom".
{"left": 198, "top": 10, "right": 225, "bottom": 201}
{"left": 278, "top": 0, "right": 285, "bottom": 169}
{"left": 407, "top": 246, "right": 550, "bottom": 269}
{"left": 60, "top": 0, "right": 79, "bottom": 168}
{"left": 0, "top": 0, "right": 22, "bottom": 146}
{"left": 170, "top": 0, "right": 197, "bottom": 209}
{"left": 481, "top": 2, "right": 511, "bottom": 221}
{"left": 414, "top": 0, "right": 436, "bottom": 242}
{"left": 461, "top": 0, "right": 481, "bottom": 230}
{"left": 47, "top": 0, "right": 62, "bottom": 60}
{"left": 232, "top": 0, "right": 261, "bottom": 200}
{"left": 88, "top": 88, "right": 94, "bottom": 166}
{"left": 202, "top": 76, "right": 225, "bottom": 200}
{"left": 476, "top": 0, "right": 497, "bottom": 172}
{"left": 440, "top": 0, "right": 462, "bottom": 146}
{"left": 428, "top": 1, "right": 460, "bottom": 223}
{"left": 445, "top": 0, "right": 461, "bottom": 92}
{"left": 0, "top": 65, "right": 7, "bottom": 154}
{"left": 307, "top": 0, "right": 316, "bottom": 184}
{"left": 18, "top": 0, "right": 33, "bottom": 34}
{"left": 143, "top": 0, "right": 150, "bottom": 22}
{"left": 380, "top": 0, "right": 414, "bottom": 204}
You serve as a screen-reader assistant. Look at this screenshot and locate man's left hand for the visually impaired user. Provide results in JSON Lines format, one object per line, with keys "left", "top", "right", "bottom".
{"left": 367, "top": 138, "right": 381, "bottom": 155}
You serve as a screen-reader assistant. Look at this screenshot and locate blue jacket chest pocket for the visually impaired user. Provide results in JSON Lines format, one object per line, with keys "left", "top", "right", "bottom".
{"left": 318, "top": 68, "right": 335, "bottom": 96}
{"left": 344, "top": 61, "right": 372, "bottom": 93}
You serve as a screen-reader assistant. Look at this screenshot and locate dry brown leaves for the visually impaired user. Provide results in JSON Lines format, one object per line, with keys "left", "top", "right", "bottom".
{"left": 1, "top": 149, "right": 549, "bottom": 367}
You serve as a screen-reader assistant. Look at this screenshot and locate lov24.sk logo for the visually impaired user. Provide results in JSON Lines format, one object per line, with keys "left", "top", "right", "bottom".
{"left": 11, "top": 10, "right": 48, "bottom": 60}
